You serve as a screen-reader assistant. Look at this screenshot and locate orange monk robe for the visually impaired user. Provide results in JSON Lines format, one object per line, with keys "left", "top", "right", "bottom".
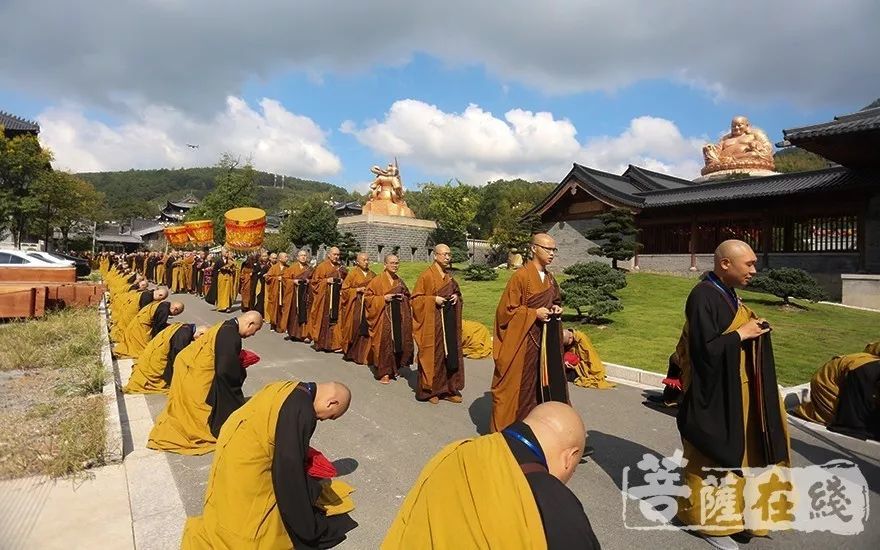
{"left": 411, "top": 265, "right": 465, "bottom": 400}
{"left": 263, "top": 263, "right": 284, "bottom": 329}
{"left": 306, "top": 260, "right": 348, "bottom": 352}
{"left": 286, "top": 265, "right": 314, "bottom": 342}
{"left": 277, "top": 263, "right": 305, "bottom": 333}
{"left": 364, "top": 271, "right": 414, "bottom": 380}
{"left": 340, "top": 267, "right": 376, "bottom": 364}
{"left": 490, "top": 262, "right": 567, "bottom": 433}
{"left": 238, "top": 262, "right": 254, "bottom": 311}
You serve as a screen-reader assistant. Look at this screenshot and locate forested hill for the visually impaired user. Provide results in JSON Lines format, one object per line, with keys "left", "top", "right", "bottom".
{"left": 77, "top": 167, "right": 351, "bottom": 219}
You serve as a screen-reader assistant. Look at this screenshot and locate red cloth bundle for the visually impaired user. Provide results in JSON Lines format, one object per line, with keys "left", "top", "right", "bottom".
{"left": 239, "top": 349, "right": 260, "bottom": 369}
{"left": 662, "top": 377, "right": 683, "bottom": 390}
{"left": 563, "top": 351, "right": 579, "bottom": 367}
{"left": 307, "top": 447, "right": 338, "bottom": 478}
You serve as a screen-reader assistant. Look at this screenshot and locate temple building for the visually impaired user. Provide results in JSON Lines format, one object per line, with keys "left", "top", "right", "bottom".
{"left": 527, "top": 101, "right": 880, "bottom": 307}
{"left": 157, "top": 194, "right": 200, "bottom": 224}
{"left": 0, "top": 111, "right": 39, "bottom": 139}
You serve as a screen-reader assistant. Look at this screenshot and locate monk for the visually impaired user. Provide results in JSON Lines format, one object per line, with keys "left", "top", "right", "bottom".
{"left": 252, "top": 251, "right": 270, "bottom": 315}
{"left": 214, "top": 250, "right": 237, "bottom": 313}
{"left": 109, "top": 281, "right": 152, "bottom": 341}
{"left": 114, "top": 299, "right": 184, "bottom": 359}
{"left": 340, "top": 252, "right": 375, "bottom": 364}
{"left": 264, "top": 252, "right": 286, "bottom": 329}
{"left": 563, "top": 328, "right": 615, "bottom": 389}
{"left": 676, "top": 240, "right": 790, "bottom": 547}
{"left": 307, "top": 247, "right": 348, "bottom": 352}
{"left": 183, "top": 251, "right": 195, "bottom": 292}
{"left": 274, "top": 252, "right": 295, "bottom": 332}
{"left": 462, "top": 320, "right": 493, "bottom": 359}
{"left": 411, "top": 244, "right": 465, "bottom": 404}
{"left": 170, "top": 253, "right": 185, "bottom": 293}
{"left": 238, "top": 253, "right": 256, "bottom": 311}
{"left": 490, "top": 233, "right": 568, "bottom": 433}
{"left": 793, "top": 341, "right": 880, "bottom": 440}
{"left": 147, "top": 311, "right": 264, "bottom": 455}
{"left": 163, "top": 253, "right": 176, "bottom": 288}
{"left": 181, "top": 380, "right": 357, "bottom": 549}
{"left": 383, "top": 402, "right": 600, "bottom": 549}
{"left": 364, "top": 254, "right": 413, "bottom": 384}
{"left": 284, "top": 250, "right": 315, "bottom": 342}
{"left": 203, "top": 253, "right": 222, "bottom": 306}
{"left": 125, "top": 324, "right": 207, "bottom": 394}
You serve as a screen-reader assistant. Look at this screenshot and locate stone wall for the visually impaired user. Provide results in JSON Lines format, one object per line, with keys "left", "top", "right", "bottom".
{"left": 841, "top": 274, "right": 880, "bottom": 309}
{"left": 636, "top": 254, "right": 713, "bottom": 273}
{"left": 338, "top": 214, "right": 437, "bottom": 263}
{"left": 541, "top": 219, "right": 610, "bottom": 271}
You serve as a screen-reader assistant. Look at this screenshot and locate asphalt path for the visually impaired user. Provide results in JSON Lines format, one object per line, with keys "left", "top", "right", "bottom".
{"left": 145, "top": 292, "right": 880, "bottom": 549}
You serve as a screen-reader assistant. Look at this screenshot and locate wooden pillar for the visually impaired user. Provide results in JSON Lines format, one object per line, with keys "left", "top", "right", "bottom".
{"left": 689, "top": 216, "right": 697, "bottom": 271}
{"left": 761, "top": 210, "right": 772, "bottom": 270}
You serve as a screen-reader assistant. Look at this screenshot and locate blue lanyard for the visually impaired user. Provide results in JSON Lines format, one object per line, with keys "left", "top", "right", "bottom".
{"left": 503, "top": 429, "right": 547, "bottom": 468}
{"left": 707, "top": 272, "right": 738, "bottom": 310}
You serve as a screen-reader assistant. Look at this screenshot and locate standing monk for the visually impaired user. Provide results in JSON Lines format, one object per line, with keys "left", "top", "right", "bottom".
{"left": 307, "top": 247, "right": 348, "bottom": 352}
{"left": 490, "top": 233, "right": 567, "bottom": 433}
{"left": 676, "top": 240, "right": 790, "bottom": 547}
{"left": 341, "top": 252, "right": 376, "bottom": 364}
{"left": 264, "top": 252, "right": 286, "bottom": 330}
{"left": 147, "top": 311, "right": 264, "bottom": 455}
{"left": 411, "top": 244, "right": 464, "bottom": 404}
{"left": 278, "top": 252, "right": 304, "bottom": 333}
{"left": 252, "top": 251, "right": 270, "bottom": 316}
{"left": 364, "top": 255, "right": 413, "bottom": 384}
{"left": 285, "top": 249, "right": 315, "bottom": 342}
{"left": 238, "top": 253, "right": 256, "bottom": 311}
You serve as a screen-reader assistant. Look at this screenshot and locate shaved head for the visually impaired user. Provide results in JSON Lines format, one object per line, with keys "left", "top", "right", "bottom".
{"left": 314, "top": 381, "right": 352, "bottom": 421}
{"left": 328, "top": 247, "right": 341, "bottom": 264}
{"left": 524, "top": 402, "right": 586, "bottom": 484}
{"left": 169, "top": 302, "right": 185, "bottom": 315}
{"left": 433, "top": 243, "right": 452, "bottom": 269}
{"left": 278, "top": 252, "right": 289, "bottom": 264}
{"left": 356, "top": 252, "right": 369, "bottom": 270}
{"left": 530, "top": 233, "right": 557, "bottom": 268}
{"left": 238, "top": 311, "right": 264, "bottom": 337}
{"left": 193, "top": 325, "right": 209, "bottom": 339}
{"left": 153, "top": 287, "right": 169, "bottom": 301}
{"left": 713, "top": 239, "right": 758, "bottom": 288}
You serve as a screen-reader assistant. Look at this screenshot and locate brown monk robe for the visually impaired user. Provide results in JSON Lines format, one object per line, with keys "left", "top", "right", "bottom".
{"left": 183, "top": 252, "right": 195, "bottom": 292}
{"left": 307, "top": 247, "right": 348, "bottom": 352}
{"left": 268, "top": 252, "right": 291, "bottom": 331}
{"left": 238, "top": 253, "right": 256, "bottom": 311}
{"left": 285, "top": 250, "right": 315, "bottom": 342}
{"left": 264, "top": 253, "right": 285, "bottom": 330}
{"left": 676, "top": 240, "right": 791, "bottom": 543}
{"left": 364, "top": 255, "right": 414, "bottom": 384}
{"left": 491, "top": 233, "right": 568, "bottom": 433}
{"left": 411, "top": 244, "right": 465, "bottom": 404}
{"left": 341, "top": 252, "right": 376, "bottom": 364}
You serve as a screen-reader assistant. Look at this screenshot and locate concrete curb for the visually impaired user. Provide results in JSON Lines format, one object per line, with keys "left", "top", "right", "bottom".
{"left": 818, "top": 300, "right": 880, "bottom": 313}
{"left": 99, "top": 296, "right": 125, "bottom": 465}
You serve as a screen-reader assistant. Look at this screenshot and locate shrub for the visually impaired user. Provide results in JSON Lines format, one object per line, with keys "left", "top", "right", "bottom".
{"left": 748, "top": 268, "right": 826, "bottom": 305}
{"left": 462, "top": 264, "right": 499, "bottom": 281}
{"left": 560, "top": 261, "right": 627, "bottom": 322}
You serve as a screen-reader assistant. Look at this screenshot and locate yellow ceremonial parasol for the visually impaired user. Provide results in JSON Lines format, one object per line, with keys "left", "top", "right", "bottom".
{"left": 224, "top": 207, "right": 266, "bottom": 251}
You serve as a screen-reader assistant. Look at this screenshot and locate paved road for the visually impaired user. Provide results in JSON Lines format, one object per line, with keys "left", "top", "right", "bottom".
{"left": 144, "top": 293, "right": 880, "bottom": 549}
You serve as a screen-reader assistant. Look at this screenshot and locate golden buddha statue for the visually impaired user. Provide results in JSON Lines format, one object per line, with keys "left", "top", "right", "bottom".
{"left": 362, "top": 160, "right": 415, "bottom": 217}
{"left": 701, "top": 116, "right": 775, "bottom": 176}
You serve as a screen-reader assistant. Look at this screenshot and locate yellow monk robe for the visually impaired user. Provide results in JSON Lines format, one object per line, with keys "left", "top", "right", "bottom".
{"left": 340, "top": 267, "right": 375, "bottom": 363}
{"left": 793, "top": 342, "right": 880, "bottom": 425}
{"left": 264, "top": 262, "right": 284, "bottom": 327}
{"left": 214, "top": 259, "right": 236, "bottom": 311}
{"left": 382, "top": 433, "right": 546, "bottom": 550}
{"left": 155, "top": 256, "right": 166, "bottom": 286}
{"left": 307, "top": 260, "right": 348, "bottom": 352}
{"left": 677, "top": 287, "right": 792, "bottom": 536}
{"left": 147, "top": 321, "right": 242, "bottom": 455}
{"left": 181, "top": 381, "right": 357, "bottom": 550}
{"left": 110, "top": 290, "right": 149, "bottom": 342}
{"left": 170, "top": 258, "right": 184, "bottom": 293}
{"left": 183, "top": 255, "right": 195, "bottom": 292}
{"left": 238, "top": 261, "right": 254, "bottom": 311}
{"left": 114, "top": 301, "right": 169, "bottom": 359}
{"left": 124, "top": 323, "right": 192, "bottom": 394}
{"left": 566, "top": 329, "right": 615, "bottom": 389}
{"left": 462, "top": 320, "right": 493, "bottom": 359}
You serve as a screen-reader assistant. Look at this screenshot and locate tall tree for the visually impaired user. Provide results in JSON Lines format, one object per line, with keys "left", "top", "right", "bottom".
{"left": 0, "top": 130, "right": 53, "bottom": 246}
{"left": 489, "top": 200, "right": 542, "bottom": 258}
{"left": 282, "top": 197, "right": 339, "bottom": 254}
{"left": 26, "top": 171, "right": 105, "bottom": 250}
{"left": 585, "top": 208, "right": 641, "bottom": 269}
{"left": 185, "top": 154, "right": 258, "bottom": 243}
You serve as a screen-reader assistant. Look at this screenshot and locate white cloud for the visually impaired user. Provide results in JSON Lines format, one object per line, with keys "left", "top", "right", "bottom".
{"left": 38, "top": 97, "right": 342, "bottom": 176}
{"left": 344, "top": 100, "right": 705, "bottom": 183}
{"left": 1, "top": 1, "right": 876, "bottom": 112}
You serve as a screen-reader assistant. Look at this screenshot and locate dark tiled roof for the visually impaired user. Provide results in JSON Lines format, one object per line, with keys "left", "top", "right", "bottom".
{"left": 622, "top": 165, "right": 695, "bottom": 191}
{"left": 784, "top": 102, "right": 880, "bottom": 142}
{"left": 569, "top": 164, "right": 645, "bottom": 207}
{"left": 96, "top": 234, "right": 143, "bottom": 244}
{"left": 0, "top": 111, "right": 40, "bottom": 133}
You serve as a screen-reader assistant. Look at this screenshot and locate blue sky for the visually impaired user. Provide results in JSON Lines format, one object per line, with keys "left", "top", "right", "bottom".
{"left": 1, "top": 1, "right": 875, "bottom": 189}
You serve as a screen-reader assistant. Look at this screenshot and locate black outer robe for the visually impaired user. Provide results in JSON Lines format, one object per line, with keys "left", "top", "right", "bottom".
{"left": 151, "top": 301, "right": 171, "bottom": 338}
{"left": 137, "top": 290, "right": 153, "bottom": 310}
{"left": 676, "top": 278, "right": 789, "bottom": 468}
{"left": 160, "top": 324, "right": 195, "bottom": 386}
{"left": 829, "top": 360, "right": 880, "bottom": 441}
{"left": 206, "top": 319, "right": 246, "bottom": 438}
{"left": 252, "top": 261, "right": 269, "bottom": 315}
{"left": 204, "top": 258, "right": 223, "bottom": 306}
{"left": 272, "top": 382, "right": 358, "bottom": 549}
{"left": 503, "top": 422, "right": 600, "bottom": 550}
{"left": 163, "top": 258, "right": 175, "bottom": 288}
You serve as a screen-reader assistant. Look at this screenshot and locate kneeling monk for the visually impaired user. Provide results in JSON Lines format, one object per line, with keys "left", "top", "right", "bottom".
{"left": 563, "top": 328, "right": 615, "bottom": 389}
{"left": 182, "top": 380, "right": 357, "bottom": 549}
{"left": 461, "top": 319, "right": 493, "bottom": 359}
{"left": 147, "top": 311, "right": 263, "bottom": 455}
{"left": 114, "top": 300, "right": 184, "bottom": 359}
{"left": 794, "top": 341, "right": 880, "bottom": 440}
{"left": 383, "top": 402, "right": 600, "bottom": 549}
{"left": 124, "top": 324, "right": 207, "bottom": 394}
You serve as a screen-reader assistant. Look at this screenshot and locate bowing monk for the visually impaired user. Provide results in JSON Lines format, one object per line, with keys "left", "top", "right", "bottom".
{"left": 411, "top": 244, "right": 465, "bottom": 404}
{"left": 490, "top": 233, "right": 568, "bottom": 433}
{"left": 264, "top": 252, "right": 286, "bottom": 330}
{"left": 181, "top": 380, "right": 357, "bottom": 549}
{"left": 676, "top": 240, "right": 790, "bottom": 547}
{"left": 341, "top": 252, "right": 376, "bottom": 364}
{"left": 114, "top": 299, "right": 184, "bottom": 359}
{"left": 793, "top": 341, "right": 880, "bottom": 441}
{"left": 462, "top": 320, "right": 493, "bottom": 359}
{"left": 307, "top": 247, "right": 348, "bottom": 352}
{"left": 285, "top": 249, "right": 315, "bottom": 342}
{"left": 147, "top": 311, "right": 264, "bottom": 455}
{"left": 125, "top": 324, "right": 207, "bottom": 394}
{"left": 110, "top": 281, "right": 152, "bottom": 341}
{"left": 563, "top": 328, "right": 615, "bottom": 389}
{"left": 383, "top": 402, "right": 600, "bottom": 549}
{"left": 364, "top": 255, "right": 413, "bottom": 384}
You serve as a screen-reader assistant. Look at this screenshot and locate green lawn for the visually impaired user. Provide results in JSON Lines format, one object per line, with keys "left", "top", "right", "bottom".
{"left": 375, "top": 263, "right": 880, "bottom": 385}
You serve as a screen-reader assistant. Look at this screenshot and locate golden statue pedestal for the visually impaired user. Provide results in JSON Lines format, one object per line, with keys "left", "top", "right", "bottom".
{"left": 361, "top": 198, "right": 415, "bottom": 218}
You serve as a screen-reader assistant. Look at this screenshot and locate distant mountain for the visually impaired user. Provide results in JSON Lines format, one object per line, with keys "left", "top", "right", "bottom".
{"left": 773, "top": 147, "right": 833, "bottom": 173}
{"left": 77, "top": 167, "right": 352, "bottom": 219}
